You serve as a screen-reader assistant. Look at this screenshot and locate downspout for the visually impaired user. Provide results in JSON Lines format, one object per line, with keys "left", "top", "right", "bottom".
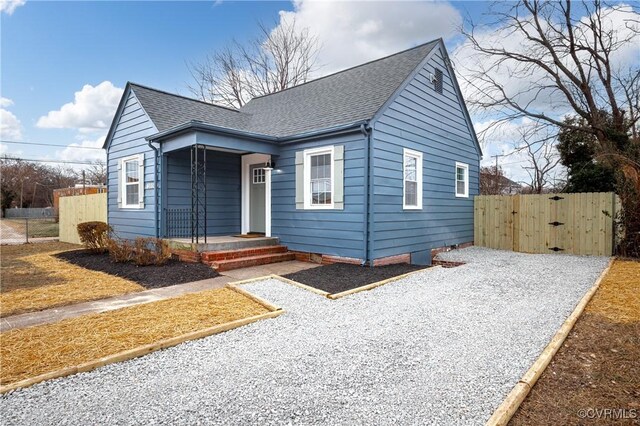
{"left": 147, "top": 140, "right": 160, "bottom": 238}
{"left": 360, "top": 123, "right": 372, "bottom": 266}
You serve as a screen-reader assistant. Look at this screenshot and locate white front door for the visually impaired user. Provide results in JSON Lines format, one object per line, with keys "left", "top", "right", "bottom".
{"left": 249, "top": 164, "right": 266, "bottom": 233}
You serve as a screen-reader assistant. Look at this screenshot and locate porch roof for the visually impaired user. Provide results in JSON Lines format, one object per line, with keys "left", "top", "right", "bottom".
{"left": 148, "top": 119, "right": 368, "bottom": 154}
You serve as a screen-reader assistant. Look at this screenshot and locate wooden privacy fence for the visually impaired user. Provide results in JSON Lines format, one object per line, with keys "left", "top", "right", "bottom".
{"left": 59, "top": 193, "right": 107, "bottom": 244}
{"left": 474, "top": 192, "right": 619, "bottom": 256}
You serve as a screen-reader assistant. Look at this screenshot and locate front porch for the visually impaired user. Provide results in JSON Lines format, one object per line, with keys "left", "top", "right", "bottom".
{"left": 161, "top": 143, "right": 275, "bottom": 244}
{"left": 165, "top": 235, "right": 296, "bottom": 271}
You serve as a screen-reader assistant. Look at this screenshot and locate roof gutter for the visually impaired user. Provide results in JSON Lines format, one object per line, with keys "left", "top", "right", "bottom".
{"left": 145, "top": 120, "right": 368, "bottom": 144}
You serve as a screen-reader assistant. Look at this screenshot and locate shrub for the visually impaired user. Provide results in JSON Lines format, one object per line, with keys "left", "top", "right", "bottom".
{"left": 77, "top": 221, "right": 111, "bottom": 253}
{"left": 133, "top": 237, "right": 172, "bottom": 266}
{"left": 105, "top": 237, "right": 135, "bottom": 263}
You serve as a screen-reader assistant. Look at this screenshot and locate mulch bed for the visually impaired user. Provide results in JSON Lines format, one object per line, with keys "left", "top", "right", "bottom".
{"left": 283, "top": 262, "right": 427, "bottom": 294}
{"left": 56, "top": 250, "right": 219, "bottom": 289}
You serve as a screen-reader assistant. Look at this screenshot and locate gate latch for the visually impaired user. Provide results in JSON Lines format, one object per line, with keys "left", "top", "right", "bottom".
{"left": 548, "top": 221, "right": 564, "bottom": 226}
{"left": 549, "top": 195, "right": 564, "bottom": 201}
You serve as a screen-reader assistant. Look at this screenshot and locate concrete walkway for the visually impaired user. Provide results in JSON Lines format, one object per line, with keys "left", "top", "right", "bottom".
{"left": 1, "top": 260, "right": 318, "bottom": 332}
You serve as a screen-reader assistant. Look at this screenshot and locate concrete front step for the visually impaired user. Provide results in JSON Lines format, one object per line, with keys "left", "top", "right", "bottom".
{"left": 210, "top": 252, "right": 296, "bottom": 271}
{"left": 202, "top": 245, "right": 288, "bottom": 262}
{"left": 165, "top": 236, "right": 280, "bottom": 253}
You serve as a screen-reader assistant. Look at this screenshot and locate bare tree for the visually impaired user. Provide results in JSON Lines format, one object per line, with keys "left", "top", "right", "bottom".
{"left": 481, "top": 166, "right": 506, "bottom": 194}
{"left": 74, "top": 160, "right": 107, "bottom": 186}
{"left": 0, "top": 157, "right": 76, "bottom": 209}
{"left": 459, "top": 0, "right": 640, "bottom": 254}
{"left": 459, "top": 1, "right": 640, "bottom": 144}
{"left": 517, "top": 135, "right": 563, "bottom": 194}
{"left": 188, "top": 19, "right": 320, "bottom": 108}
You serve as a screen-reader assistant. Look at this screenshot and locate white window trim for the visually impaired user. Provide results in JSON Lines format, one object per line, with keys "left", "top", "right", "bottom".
{"left": 252, "top": 168, "right": 265, "bottom": 184}
{"left": 455, "top": 162, "right": 469, "bottom": 198}
{"left": 303, "top": 145, "right": 335, "bottom": 210}
{"left": 403, "top": 148, "right": 423, "bottom": 210}
{"left": 120, "top": 154, "right": 144, "bottom": 209}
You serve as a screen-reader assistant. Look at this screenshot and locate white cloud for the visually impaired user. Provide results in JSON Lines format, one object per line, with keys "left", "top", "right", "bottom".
{"left": 55, "top": 135, "right": 106, "bottom": 163}
{"left": 37, "top": 81, "right": 123, "bottom": 133}
{"left": 0, "top": 108, "right": 22, "bottom": 140}
{"left": 0, "top": 97, "right": 14, "bottom": 108}
{"left": 278, "top": 0, "right": 462, "bottom": 76}
{"left": 0, "top": 0, "right": 26, "bottom": 15}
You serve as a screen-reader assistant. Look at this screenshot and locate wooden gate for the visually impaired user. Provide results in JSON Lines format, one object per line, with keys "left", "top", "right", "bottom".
{"left": 474, "top": 193, "right": 619, "bottom": 256}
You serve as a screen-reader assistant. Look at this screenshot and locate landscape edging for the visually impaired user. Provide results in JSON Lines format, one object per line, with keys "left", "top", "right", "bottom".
{"left": 485, "top": 258, "right": 615, "bottom": 426}
{"left": 261, "top": 266, "right": 441, "bottom": 300}
{"left": 0, "top": 288, "right": 283, "bottom": 395}
{"left": 326, "top": 266, "right": 441, "bottom": 299}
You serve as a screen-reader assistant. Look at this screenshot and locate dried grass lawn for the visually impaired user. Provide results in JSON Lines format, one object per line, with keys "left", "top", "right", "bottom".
{"left": 1, "top": 242, "right": 143, "bottom": 317}
{"left": 1, "top": 287, "right": 269, "bottom": 386}
{"left": 510, "top": 259, "right": 640, "bottom": 425}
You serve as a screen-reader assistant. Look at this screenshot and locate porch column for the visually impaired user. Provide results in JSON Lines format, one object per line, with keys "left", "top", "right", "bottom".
{"left": 264, "top": 166, "right": 272, "bottom": 237}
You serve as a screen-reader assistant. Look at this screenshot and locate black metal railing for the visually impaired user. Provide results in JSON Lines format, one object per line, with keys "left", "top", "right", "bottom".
{"left": 165, "top": 208, "right": 192, "bottom": 238}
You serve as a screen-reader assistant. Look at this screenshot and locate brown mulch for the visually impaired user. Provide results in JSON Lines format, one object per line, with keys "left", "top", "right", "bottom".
{"left": 1, "top": 248, "right": 143, "bottom": 317}
{"left": 1, "top": 287, "right": 269, "bottom": 386}
{"left": 510, "top": 260, "right": 640, "bottom": 426}
{"left": 55, "top": 250, "right": 220, "bottom": 288}
{"left": 283, "top": 262, "right": 427, "bottom": 294}
{"left": 0, "top": 242, "right": 80, "bottom": 292}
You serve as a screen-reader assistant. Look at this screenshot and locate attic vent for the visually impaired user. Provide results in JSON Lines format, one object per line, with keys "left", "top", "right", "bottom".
{"left": 433, "top": 69, "right": 443, "bottom": 94}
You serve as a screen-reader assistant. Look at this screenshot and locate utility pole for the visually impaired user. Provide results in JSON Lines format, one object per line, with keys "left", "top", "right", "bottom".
{"left": 491, "top": 154, "right": 503, "bottom": 171}
{"left": 491, "top": 154, "right": 503, "bottom": 194}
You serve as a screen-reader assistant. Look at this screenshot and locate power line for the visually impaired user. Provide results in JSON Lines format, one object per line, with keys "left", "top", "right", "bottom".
{"left": 0, "top": 140, "right": 104, "bottom": 150}
{"left": 0, "top": 157, "right": 101, "bottom": 166}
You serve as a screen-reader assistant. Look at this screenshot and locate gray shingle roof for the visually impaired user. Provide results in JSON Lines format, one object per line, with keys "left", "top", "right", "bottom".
{"left": 130, "top": 84, "right": 247, "bottom": 132}
{"left": 131, "top": 40, "right": 439, "bottom": 138}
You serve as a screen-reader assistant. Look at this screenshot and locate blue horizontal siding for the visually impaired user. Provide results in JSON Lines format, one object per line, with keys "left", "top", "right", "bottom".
{"left": 272, "top": 132, "right": 366, "bottom": 260}
{"left": 107, "top": 89, "right": 159, "bottom": 240}
{"left": 371, "top": 45, "right": 480, "bottom": 259}
{"left": 165, "top": 149, "right": 241, "bottom": 236}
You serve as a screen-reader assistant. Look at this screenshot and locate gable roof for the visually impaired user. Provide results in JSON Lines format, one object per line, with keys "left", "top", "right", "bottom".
{"left": 124, "top": 40, "right": 438, "bottom": 139}
{"left": 238, "top": 40, "right": 439, "bottom": 137}
{"left": 105, "top": 38, "right": 480, "bottom": 153}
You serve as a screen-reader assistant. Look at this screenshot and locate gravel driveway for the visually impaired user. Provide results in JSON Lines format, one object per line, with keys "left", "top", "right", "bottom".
{"left": 1, "top": 248, "right": 609, "bottom": 425}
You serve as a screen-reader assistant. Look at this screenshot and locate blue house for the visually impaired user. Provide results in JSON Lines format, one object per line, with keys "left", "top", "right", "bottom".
{"left": 103, "top": 39, "right": 481, "bottom": 269}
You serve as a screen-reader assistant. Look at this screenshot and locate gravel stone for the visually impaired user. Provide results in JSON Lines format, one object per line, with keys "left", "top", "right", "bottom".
{"left": 1, "top": 247, "right": 609, "bottom": 425}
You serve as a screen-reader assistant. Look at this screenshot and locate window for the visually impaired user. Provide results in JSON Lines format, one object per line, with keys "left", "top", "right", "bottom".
{"left": 455, "top": 162, "right": 469, "bottom": 198}
{"left": 403, "top": 149, "right": 423, "bottom": 209}
{"left": 303, "top": 146, "right": 334, "bottom": 209}
{"left": 252, "top": 168, "right": 265, "bottom": 184}
{"left": 120, "top": 155, "right": 143, "bottom": 208}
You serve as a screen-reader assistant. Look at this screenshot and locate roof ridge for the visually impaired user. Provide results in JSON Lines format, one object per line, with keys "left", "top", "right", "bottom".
{"left": 128, "top": 82, "right": 241, "bottom": 113}
{"left": 243, "top": 38, "right": 440, "bottom": 104}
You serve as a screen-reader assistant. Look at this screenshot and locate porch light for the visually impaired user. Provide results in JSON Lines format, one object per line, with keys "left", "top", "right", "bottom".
{"left": 264, "top": 160, "right": 275, "bottom": 171}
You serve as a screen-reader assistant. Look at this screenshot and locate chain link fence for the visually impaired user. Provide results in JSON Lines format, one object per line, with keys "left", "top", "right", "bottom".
{"left": 0, "top": 217, "right": 59, "bottom": 245}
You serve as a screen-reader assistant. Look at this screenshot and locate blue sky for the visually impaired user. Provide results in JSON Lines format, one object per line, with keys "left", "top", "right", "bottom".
{"left": 1, "top": 1, "right": 493, "bottom": 165}
{"left": 2, "top": 1, "right": 635, "bottom": 183}
{"left": 1, "top": 1, "right": 293, "bottom": 161}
